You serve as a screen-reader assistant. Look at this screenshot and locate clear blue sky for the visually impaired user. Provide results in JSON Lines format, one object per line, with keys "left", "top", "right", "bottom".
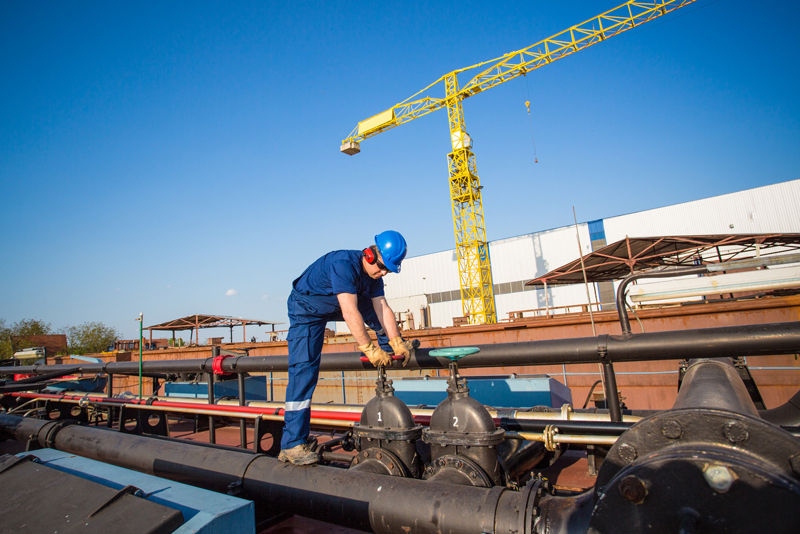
{"left": 2, "top": 0, "right": 798, "bottom": 340}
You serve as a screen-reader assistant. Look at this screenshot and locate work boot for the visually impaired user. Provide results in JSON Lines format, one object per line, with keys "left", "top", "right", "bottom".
{"left": 278, "top": 442, "right": 320, "bottom": 465}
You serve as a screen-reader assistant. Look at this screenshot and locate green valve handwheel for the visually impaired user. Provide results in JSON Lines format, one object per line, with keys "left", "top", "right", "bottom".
{"left": 429, "top": 347, "right": 480, "bottom": 362}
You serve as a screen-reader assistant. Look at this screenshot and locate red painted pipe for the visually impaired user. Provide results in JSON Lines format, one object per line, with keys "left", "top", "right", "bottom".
{"left": 12, "top": 392, "right": 446, "bottom": 426}
{"left": 11, "top": 392, "right": 361, "bottom": 422}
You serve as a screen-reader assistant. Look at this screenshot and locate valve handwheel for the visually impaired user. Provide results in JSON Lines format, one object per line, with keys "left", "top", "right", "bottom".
{"left": 429, "top": 347, "right": 480, "bottom": 362}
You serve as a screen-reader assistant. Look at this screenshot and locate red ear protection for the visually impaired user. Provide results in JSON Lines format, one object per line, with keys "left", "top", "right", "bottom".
{"left": 363, "top": 246, "right": 377, "bottom": 264}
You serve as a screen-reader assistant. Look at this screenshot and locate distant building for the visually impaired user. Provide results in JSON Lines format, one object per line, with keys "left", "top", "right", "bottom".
{"left": 114, "top": 339, "right": 169, "bottom": 351}
{"left": 375, "top": 179, "right": 800, "bottom": 329}
{"left": 9, "top": 334, "right": 67, "bottom": 357}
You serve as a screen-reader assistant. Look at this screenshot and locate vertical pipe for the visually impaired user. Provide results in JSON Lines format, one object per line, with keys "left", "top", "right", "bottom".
{"left": 269, "top": 372, "right": 274, "bottom": 402}
{"left": 603, "top": 361, "right": 622, "bottom": 422}
{"left": 106, "top": 372, "right": 114, "bottom": 428}
{"left": 544, "top": 280, "right": 550, "bottom": 316}
{"left": 208, "top": 371, "right": 216, "bottom": 444}
{"left": 238, "top": 371, "right": 247, "bottom": 448}
{"left": 138, "top": 314, "right": 143, "bottom": 399}
{"left": 208, "top": 345, "right": 218, "bottom": 444}
{"left": 341, "top": 371, "right": 347, "bottom": 404}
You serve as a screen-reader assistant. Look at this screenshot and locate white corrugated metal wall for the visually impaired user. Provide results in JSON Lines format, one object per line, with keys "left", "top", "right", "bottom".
{"left": 602, "top": 179, "right": 800, "bottom": 239}
{"left": 383, "top": 179, "right": 800, "bottom": 329}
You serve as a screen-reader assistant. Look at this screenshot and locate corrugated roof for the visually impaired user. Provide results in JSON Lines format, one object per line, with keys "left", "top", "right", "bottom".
{"left": 526, "top": 233, "right": 800, "bottom": 286}
{"left": 146, "top": 314, "right": 282, "bottom": 331}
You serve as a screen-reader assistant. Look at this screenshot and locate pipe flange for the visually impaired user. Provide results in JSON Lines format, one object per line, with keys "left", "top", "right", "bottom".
{"left": 349, "top": 447, "right": 409, "bottom": 477}
{"left": 353, "top": 424, "right": 423, "bottom": 442}
{"left": 423, "top": 428, "right": 505, "bottom": 447}
{"left": 423, "top": 454, "right": 495, "bottom": 487}
{"left": 590, "top": 445, "right": 800, "bottom": 534}
{"left": 595, "top": 408, "right": 800, "bottom": 496}
{"left": 542, "top": 425, "right": 559, "bottom": 452}
{"left": 41, "top": 419, "right": 80, "bottom": 449}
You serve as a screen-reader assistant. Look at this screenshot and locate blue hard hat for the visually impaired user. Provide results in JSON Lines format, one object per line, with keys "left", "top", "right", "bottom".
{"left": 375, "top": 230, "right": 407, "bottom": 273}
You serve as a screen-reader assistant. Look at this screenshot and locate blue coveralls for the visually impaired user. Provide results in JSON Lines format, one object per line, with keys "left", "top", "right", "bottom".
{"left": 281, "top": 250, "right": 391, "bottom": 450}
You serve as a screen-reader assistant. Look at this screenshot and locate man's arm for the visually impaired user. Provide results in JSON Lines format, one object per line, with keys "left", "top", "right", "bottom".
{"left": 336, "top": 293, "right": 372, "bottom": 346}
{"left": 371, "top": 295, "right": 401, "bottom": 340}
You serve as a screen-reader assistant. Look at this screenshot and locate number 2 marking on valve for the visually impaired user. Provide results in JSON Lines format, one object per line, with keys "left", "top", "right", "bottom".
{"left": 453, "top": 416, "right": 459, "bottom": 428}
{"left": 378, "top": 412, "right": 382, "bottom": 422}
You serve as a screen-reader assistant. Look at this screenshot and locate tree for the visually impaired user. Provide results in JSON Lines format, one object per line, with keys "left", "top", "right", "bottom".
{"left": 65, "top": 322, "right": 121, "bottom": 355}
{"left": 0, "top": 318, "right": 55, "bottom": 359}
{"left": 0, "top": 319, "right": 10, "bottom": 360}
{"left": 12, "top": 318, "right": 54, "bottom": 337}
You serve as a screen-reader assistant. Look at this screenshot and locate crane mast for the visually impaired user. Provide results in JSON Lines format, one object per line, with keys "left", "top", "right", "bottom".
{"left": 445, "top": 73, "right": 496, "bottom": 323}
{"left": 342, "top": 1, "right": 697, "bottom": 325}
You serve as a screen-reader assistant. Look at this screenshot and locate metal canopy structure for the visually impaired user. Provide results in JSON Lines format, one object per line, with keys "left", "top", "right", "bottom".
{"left": 146, "top": 314, "right": 283, "bottom": 345}
{"left": 526, "top": 234, "right": 800, "bottom": 287}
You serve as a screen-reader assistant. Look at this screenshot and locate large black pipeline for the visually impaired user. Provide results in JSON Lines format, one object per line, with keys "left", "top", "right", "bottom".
{"left": 8, "top": 321, "right": 800, "bottom": 376}
{"left": 0, "top": 413, "right": 532, "bottom": 534}
{"left": 674, "top": 358, "right": 759, "bottom": 416}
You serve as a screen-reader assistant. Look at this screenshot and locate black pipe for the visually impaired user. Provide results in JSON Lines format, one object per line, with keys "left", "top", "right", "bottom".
{"left": 0, "top": 382, "right": 49, "bottom": 394}
{"left": 11, "top": 367, "right": 81, "bottom": 384}
{"left": 8, "top": 322, "right": 800, "bottom": 376}
{"left": 761, "top": 390, "right": 800, "bottom": 426}
{"left": 673, "top": 358, "right": 759, "bottom": 416}
{"left": 614, "top": 254, "right": 800, "bottom": 336}
{"left": 500, "top": 418, "right": 633, "bottom": 436}
{"left": 207, "top": 372, "right": 216, "bottom": 444}
{"left": 498, "top": 438, "right": 546, "bottom": 483}
{"left": 0, "top": 413, "right": 532, "bottom": 534}
{"left": 615, "top": 266, "right": 707, "bottom": 336}
{"left": 602, "top": 362, "right": 622, "bottom": 422}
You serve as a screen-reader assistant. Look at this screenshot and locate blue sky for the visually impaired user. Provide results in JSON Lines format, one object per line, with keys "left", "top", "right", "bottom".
{"left": 1, "top": 0, "right": 798, "bottom": 340}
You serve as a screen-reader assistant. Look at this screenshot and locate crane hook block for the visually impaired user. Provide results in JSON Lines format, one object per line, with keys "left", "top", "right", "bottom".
{"left": 341, "top": 141, "right": 361, "bottom": 155}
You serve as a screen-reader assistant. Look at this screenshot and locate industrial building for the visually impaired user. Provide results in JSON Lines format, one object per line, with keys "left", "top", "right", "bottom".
{"left": 377, "top": 179, "right": 800, "bottom": 330}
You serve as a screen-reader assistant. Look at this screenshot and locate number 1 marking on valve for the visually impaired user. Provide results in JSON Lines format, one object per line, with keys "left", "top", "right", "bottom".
{"left": 378, "top": 412, "right": 382, "bottom": 422}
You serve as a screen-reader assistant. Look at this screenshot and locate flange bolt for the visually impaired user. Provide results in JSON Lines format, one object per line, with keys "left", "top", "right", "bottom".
{"left": 619, "top": 475, "right": 648, "bottom": 504}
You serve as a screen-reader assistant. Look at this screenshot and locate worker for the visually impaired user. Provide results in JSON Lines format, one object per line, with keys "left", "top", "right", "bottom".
{"left": 279, "top": 230, "right": 417, "bottom": 465}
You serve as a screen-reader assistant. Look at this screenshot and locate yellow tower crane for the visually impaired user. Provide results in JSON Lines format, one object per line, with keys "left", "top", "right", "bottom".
{"left": 341, "top": 0, "right": 696, "bottom": 325}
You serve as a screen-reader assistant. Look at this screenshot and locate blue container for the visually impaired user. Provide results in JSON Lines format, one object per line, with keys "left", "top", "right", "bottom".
{"left": 391, "top": 375, "right": 572, "bottom": 409}
{"left": 165, "top": 376, "right": 270, "bottom": 401}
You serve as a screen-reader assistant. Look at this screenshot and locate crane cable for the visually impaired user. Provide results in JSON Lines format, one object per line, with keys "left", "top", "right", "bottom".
{"left": 512, "top": 0, "right": 722, "bottom": 168}
{"left": 521, "top": 75, "right": 538, "bottom": 163}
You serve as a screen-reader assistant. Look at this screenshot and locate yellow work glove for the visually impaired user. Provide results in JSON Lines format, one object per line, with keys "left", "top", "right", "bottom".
{"left": 389, "top": 336, "right": 415, "bottom": 367}
{"left": 359, "top": 342, "right": 391, "bottom": 367}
